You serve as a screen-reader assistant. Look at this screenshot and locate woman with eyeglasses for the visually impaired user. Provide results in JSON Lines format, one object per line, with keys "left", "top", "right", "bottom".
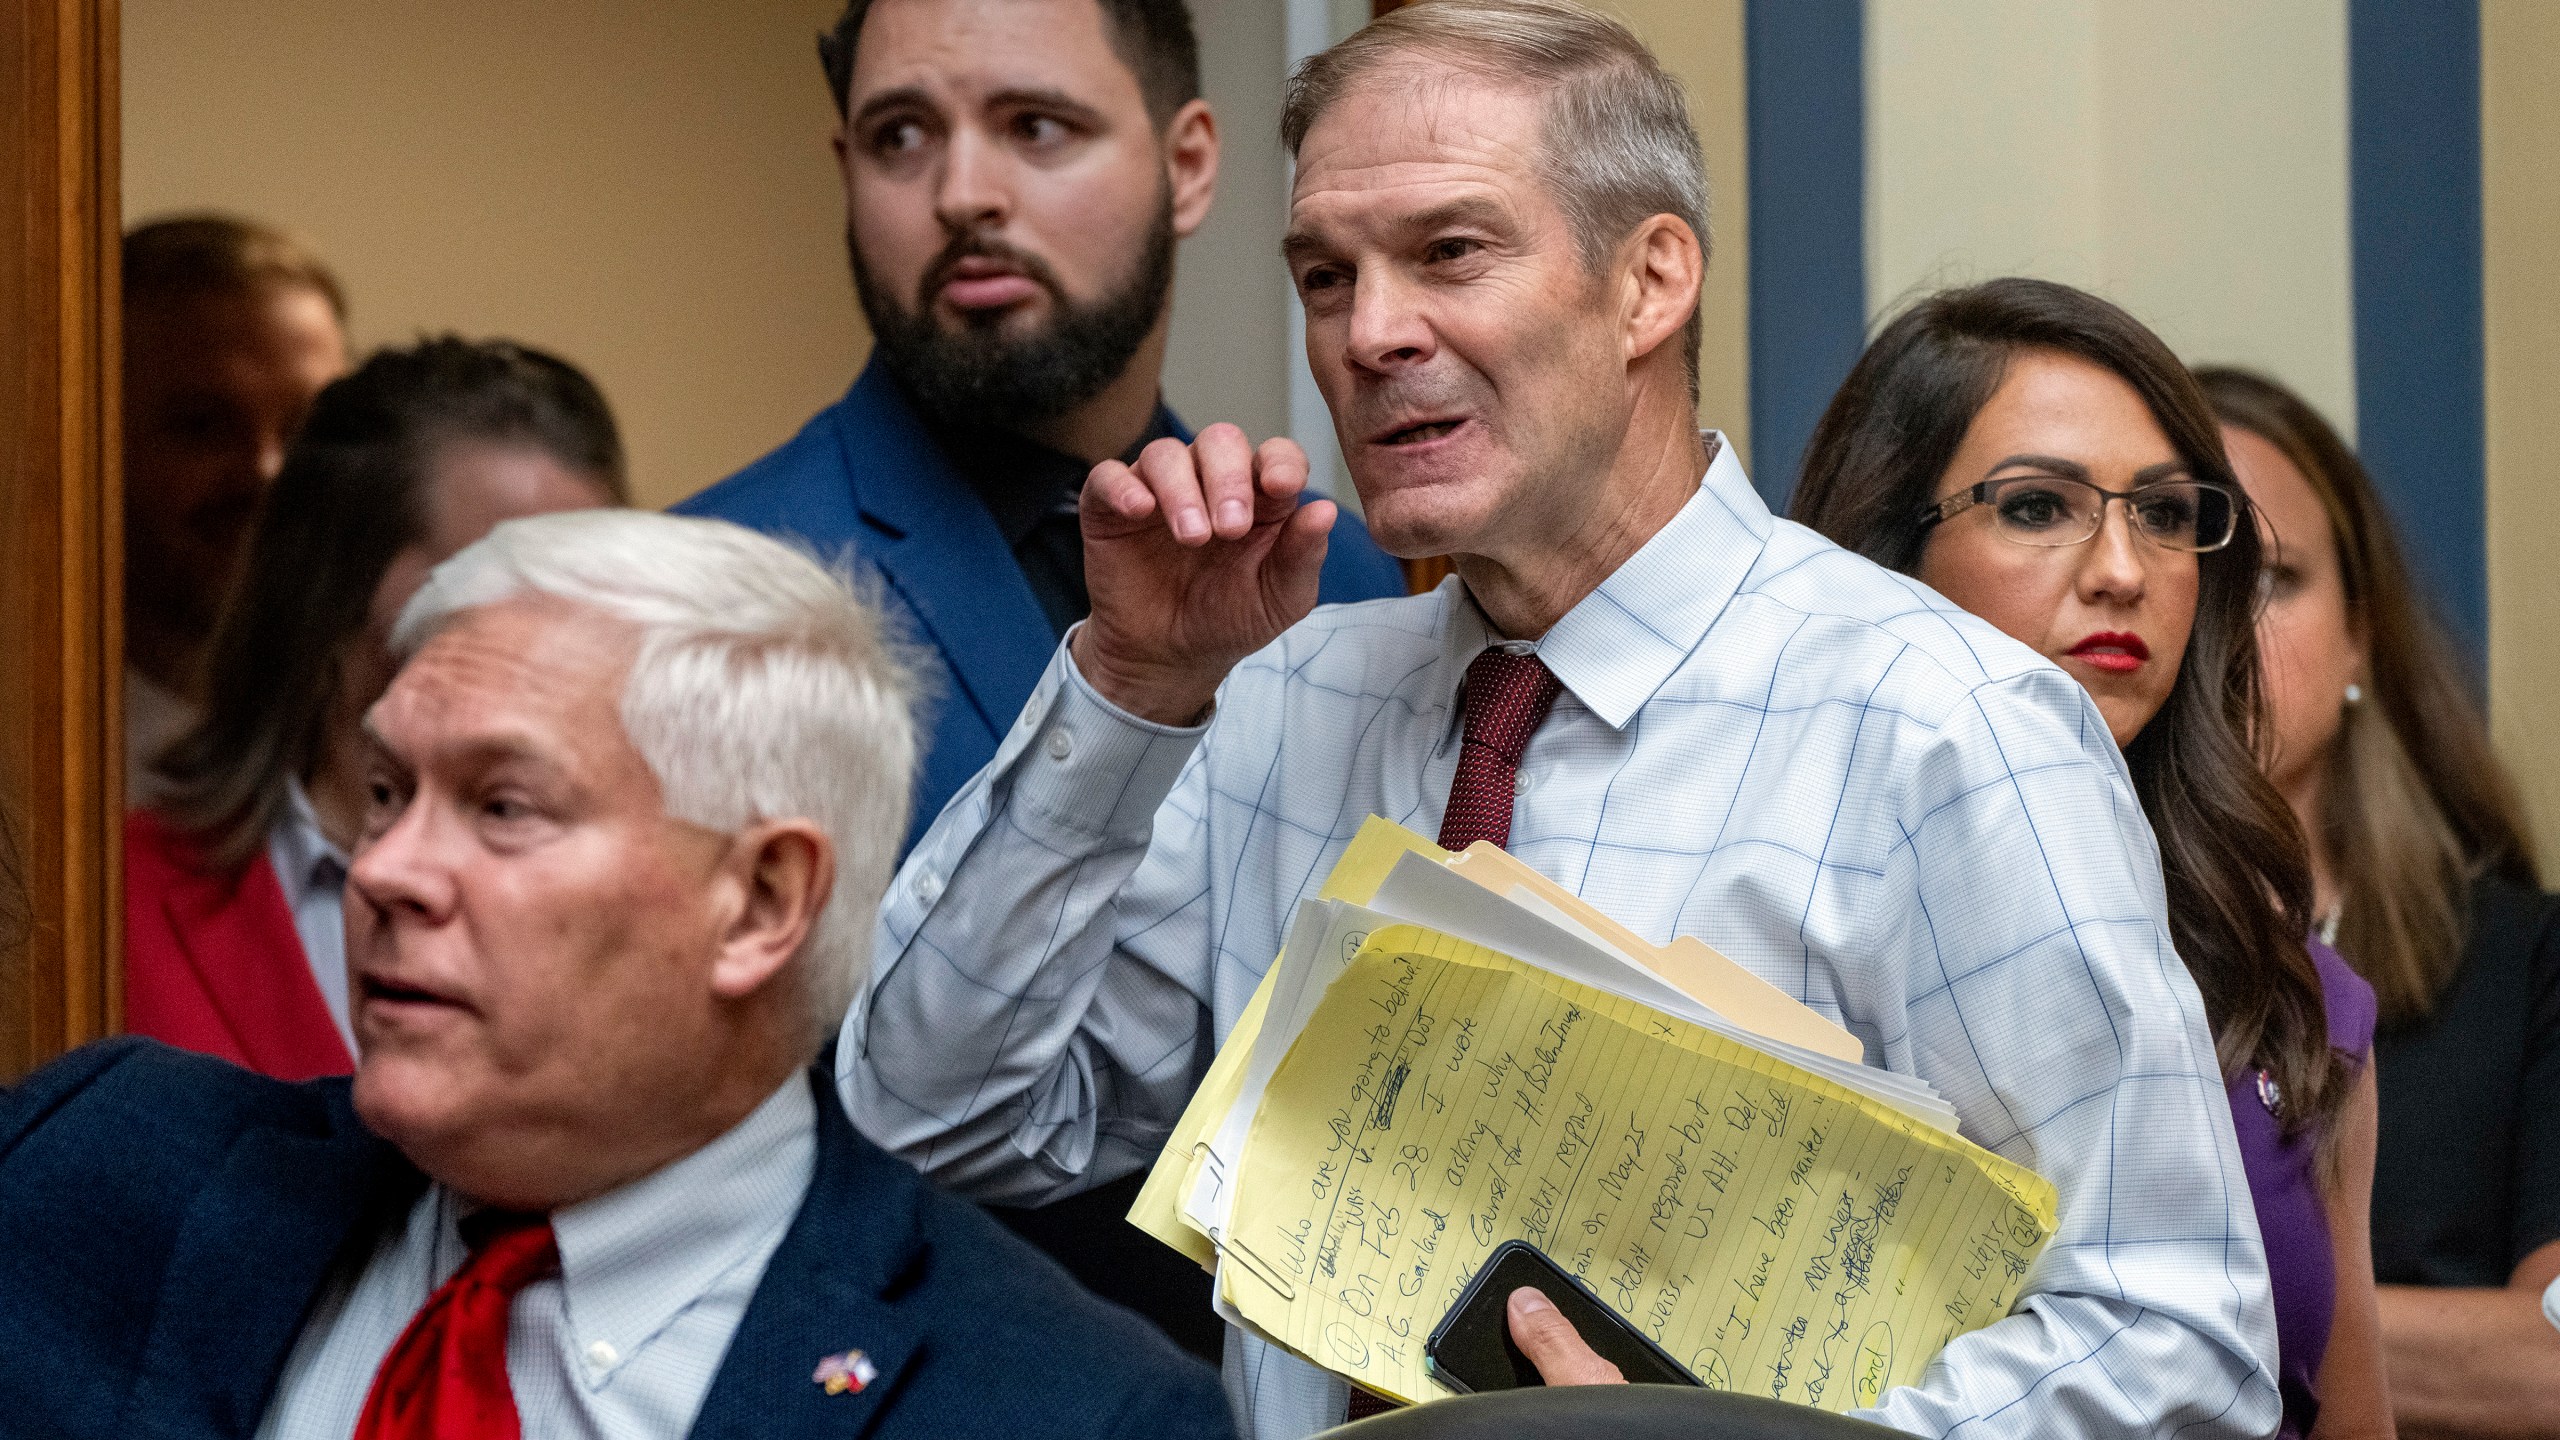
{"left": 1791, "top": 278, "right": 2390, "bottom": 1439}
{"left": 2200, "top": 365, "right": 2559, "bottom": 1435}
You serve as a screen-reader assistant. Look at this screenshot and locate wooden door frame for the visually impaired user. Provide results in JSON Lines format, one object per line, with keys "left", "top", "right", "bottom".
{"left": 2, "top": 0, "right": 120, "bottom": 1078}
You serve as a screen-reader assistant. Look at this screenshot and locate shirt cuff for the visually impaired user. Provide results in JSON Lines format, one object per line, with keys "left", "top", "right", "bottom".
{"left": 1007, "top": 630, "right": 1212, "bottom": 842}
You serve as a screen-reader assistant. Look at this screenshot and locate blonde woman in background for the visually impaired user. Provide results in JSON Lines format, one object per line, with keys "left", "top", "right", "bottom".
{"left": 2202, "top": 367, "right": 2560, "bottom": 1439}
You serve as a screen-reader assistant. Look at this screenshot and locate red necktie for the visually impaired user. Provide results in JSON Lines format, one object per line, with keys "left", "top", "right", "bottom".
{"left": 354, "top": 1211, "right": 558, "bottom": 1440}
{"left": 1355, "top": 652, "right": 1563, "bottom": 1425}
{"left": 1437, "top": 648, "right": 1564, "bottom": 851}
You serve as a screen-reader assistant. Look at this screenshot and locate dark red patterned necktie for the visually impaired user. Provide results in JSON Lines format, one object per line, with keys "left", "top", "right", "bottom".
{"left": 1437, "top": 647, "right": 1564, "bottom": 852}
{"left": 354, "top": 1211, "right": 558, "bottom": 1440}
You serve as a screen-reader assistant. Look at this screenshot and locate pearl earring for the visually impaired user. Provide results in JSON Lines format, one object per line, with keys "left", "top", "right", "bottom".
{"left": 2345, "top": 683, "right": 2365, "bottom": 705}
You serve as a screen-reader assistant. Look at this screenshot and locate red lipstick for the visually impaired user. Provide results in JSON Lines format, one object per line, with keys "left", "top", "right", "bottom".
{"left": 2067, "top": 631, "right": 2151, "bottom": 674}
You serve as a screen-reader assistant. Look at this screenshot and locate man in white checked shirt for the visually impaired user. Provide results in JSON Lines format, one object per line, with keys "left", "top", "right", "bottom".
{"left": 841, "top": 2, "right": 2281, "bottom": 1436}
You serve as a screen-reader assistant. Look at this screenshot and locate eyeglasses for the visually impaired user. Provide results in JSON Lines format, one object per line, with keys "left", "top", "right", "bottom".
{"left": 1916, "top": 475, "right": 2240, "bottom": 554}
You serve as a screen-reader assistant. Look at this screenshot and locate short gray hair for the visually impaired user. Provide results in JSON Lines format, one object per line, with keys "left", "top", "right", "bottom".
{"left": 1281, "top": 0, "right": 1710, "bottom": 400}
{"left": 391, "top": 510, "right": 917, "bottom": 1054}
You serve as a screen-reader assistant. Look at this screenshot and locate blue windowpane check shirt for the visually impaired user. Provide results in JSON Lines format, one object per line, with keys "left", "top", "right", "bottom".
{"left": 842, "top": 436, "right": 2280, "bottom": 1439}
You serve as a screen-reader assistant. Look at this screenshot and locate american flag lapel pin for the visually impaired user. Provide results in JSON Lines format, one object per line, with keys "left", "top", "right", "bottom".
{"left": 814, "top": 1349, "right": 879, "bottom": 1396}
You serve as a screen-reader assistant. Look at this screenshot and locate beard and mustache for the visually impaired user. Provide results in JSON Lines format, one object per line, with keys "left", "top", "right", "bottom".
{"left": 850, "top": 186, "right": 1176, "bottom": 433}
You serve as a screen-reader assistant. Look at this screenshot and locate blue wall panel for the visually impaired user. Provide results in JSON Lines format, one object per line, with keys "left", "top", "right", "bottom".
{"left": 2350, "top": 0, "right": 2485, "bottom": 665}
{"left": 1744, "top": 0, "right": 1866, "bottom": 512}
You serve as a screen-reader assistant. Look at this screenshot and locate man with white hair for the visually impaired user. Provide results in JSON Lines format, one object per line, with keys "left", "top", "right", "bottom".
{"left": 0, "top": 510, "right": 1232, "bottom": 1440}
{"left": 843, "top": 1, "right": 2280, "bottom": 1436}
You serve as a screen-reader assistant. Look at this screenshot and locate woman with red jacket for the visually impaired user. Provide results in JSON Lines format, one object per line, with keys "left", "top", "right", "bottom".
{"left": 126, "top": 336, "right": 623, "bottom": 1077}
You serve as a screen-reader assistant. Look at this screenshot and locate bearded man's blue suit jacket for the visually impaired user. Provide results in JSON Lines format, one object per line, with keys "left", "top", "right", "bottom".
{"left": 0, "top": 1039, "right": 1234, "bottom": 1440}
{"left": 674, "top": 361, "right": 1408, "bottom": 852}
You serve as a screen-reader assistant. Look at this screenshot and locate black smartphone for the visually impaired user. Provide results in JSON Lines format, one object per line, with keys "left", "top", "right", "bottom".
{"left": 1423, "top": 1239, "right": 1704, "bottom": 1395}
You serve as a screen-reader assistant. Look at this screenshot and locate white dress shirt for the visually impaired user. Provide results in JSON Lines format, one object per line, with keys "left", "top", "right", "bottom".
{"left": 267, "top": 778, "right": 354, "bottom": 1053}
{"left": 844, "top": 438, "right": 2279, "bottom": 1440}
{"left": 256, "top": 1076, "right": 814, "bottom": 1440}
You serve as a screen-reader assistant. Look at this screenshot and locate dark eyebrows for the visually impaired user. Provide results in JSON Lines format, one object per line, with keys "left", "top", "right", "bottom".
{"left": 849, "top": 84, "right": 1106, "bottom": 134}
{"left": 984, "top": 86, "right": 1105, "bottom": 127}
{"left": 848, "top": 85, "right": 937, "bottom": 133}
{"left": 1984, "top": 454, "right": 2091, "bottom": 482}
{"left": 1982, "top": 454, "right": 2196, "bottom": 487}
{"left": 2131, "top": 460, "right": 2196, "bottom": 487}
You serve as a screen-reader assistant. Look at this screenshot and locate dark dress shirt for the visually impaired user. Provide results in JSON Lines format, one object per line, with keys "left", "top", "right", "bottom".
{"left": 2369, "top": 871, "right": 2560, "bottom": 1286}
{"left": 930, "top": 407, "right": 1179, "bottom": 639}
{"left": 922, "top": 405, "right": 1225, "bottom": 1358}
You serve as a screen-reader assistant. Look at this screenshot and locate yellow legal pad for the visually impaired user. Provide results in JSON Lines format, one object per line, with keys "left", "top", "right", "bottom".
{"left": 1132, "top": 818, "right": 2057, "bottom": 1412}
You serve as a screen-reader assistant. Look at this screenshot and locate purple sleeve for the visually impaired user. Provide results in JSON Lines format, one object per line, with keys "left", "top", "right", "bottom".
{"left": 2309, "top": 937, "right": 2378, "bottom": 1059}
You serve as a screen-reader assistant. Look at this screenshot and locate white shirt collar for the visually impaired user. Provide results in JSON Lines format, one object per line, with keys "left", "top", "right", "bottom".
{"left": 274, "top": 776, "right": 351, "bottom": 894}
{"left": 542, "top": 1075, "right": 817, "bottom": 1379}
{"left": 1439, "top": 431, "right": 1770, "bottom": 731}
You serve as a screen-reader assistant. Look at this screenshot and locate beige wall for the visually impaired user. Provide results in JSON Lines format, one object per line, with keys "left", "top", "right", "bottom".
{"left": 1865, "top": 0, "right": 2356, "bottom": 435}
{"left": 1615, "top": 0, "right": 1750, "bottom": 464}
{"left": 2485, "top": 0, "right": 2560, "bottom": 861}
{"left": 1169, "top": 2, "right": 1290, "bottom": 445}
{"left": 125, "top": 2, "right": 1349, "bottom": 512}
{"left": 124, "top": 0, "right": 860, "bottom": 512}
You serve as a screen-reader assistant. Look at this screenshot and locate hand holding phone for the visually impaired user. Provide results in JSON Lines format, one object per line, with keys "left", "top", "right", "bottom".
{"left": 1424, "top": 1239, "right": 1704, "bottom": 1394}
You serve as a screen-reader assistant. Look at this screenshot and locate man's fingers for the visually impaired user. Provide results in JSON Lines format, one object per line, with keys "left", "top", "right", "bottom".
{"left": 1133, "top": 435, "right": 1214, "bottom": 544}
{"left": 1265, "top": 498, "right": 1334, "bottom": 615}
{"left": 1192, "top": 423, "right": 1260, "bottom": 540}
{"left": 1506, "top": 1288, "right": 1626, "bottom": 1387}
{"left": 1100, "top": 429, "right": 1306, "bottom": 546}
{"left": 1250, "top": 435, "right": 1311, "bottom": 519}
{"left": 1083, "top": 459, "right": 1160, "bottom": 527}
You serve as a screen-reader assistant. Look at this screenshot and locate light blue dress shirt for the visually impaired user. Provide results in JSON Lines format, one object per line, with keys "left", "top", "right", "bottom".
{"left": 266, "top": 779, "right": 353, "bottom": 1053}
{"left": 255, "top": 1076, "right": 814, "bottom": 1439}
{"left": 843, "top": 438, "right": 2279, "bottom": 1440}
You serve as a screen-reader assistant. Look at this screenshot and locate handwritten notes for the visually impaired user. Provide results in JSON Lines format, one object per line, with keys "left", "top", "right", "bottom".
{"left": 1215, "top": 924, "right": 2056, "bottom": 1408}
{"left": 1128, "top": 820, "right": 1454, "bottom": 1271}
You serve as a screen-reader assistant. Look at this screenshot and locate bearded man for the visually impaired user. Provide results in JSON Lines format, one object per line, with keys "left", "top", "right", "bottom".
{"left": 677, "top": 0, "right": 1402, "bottom": 1355}
{"left": 679, "top": 0, "right": 1403, "bottom": 861}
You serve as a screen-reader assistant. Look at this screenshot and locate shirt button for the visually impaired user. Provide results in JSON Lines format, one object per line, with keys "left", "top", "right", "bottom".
{"left": 1045, "top": 729, "right": 1074, "bottom": 762}
{"left": 1514, "top": 770, "right": 1535, "bottom": 796}
{"left": 585, "top": 1340, "right": 619, "bottom": 1371}
{"left": 913, "top": 870, "right": 944, "bottom": 906}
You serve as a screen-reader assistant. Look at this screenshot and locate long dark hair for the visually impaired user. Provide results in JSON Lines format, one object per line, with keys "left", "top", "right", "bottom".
{"left": 153, "top": 336, "right": 627, "bottom": 872}
{"left": 2200, "top": 366, "right": 2538, "bottom": 1026}
{"left": 1791, "top": 278, "right": 2344, "bottom": 1140}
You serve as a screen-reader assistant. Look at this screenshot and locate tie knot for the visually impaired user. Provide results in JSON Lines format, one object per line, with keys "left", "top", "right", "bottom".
{"left": 1457, "top": 648, "right": 1563, "bottom": 768}
{"left": 456, "top": 1211, "right": 558, "bottom": 1297}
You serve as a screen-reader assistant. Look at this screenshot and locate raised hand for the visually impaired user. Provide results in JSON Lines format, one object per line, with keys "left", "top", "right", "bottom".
{"left": 1071, "top": 422, "right": 1336, "bottom": 725}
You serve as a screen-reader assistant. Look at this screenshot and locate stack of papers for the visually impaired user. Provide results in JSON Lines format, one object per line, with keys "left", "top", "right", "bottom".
{"left": 1131, "top": 818, "right": 2058, "bottom": 1410}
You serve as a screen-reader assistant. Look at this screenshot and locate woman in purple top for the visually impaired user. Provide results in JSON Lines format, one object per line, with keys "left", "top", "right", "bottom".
{"left": 2232, "top": 938, "right": 2380, "bottom": 1435}
{"left": 1790, "top": 278, "right": 2393, "bottom": 1438}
